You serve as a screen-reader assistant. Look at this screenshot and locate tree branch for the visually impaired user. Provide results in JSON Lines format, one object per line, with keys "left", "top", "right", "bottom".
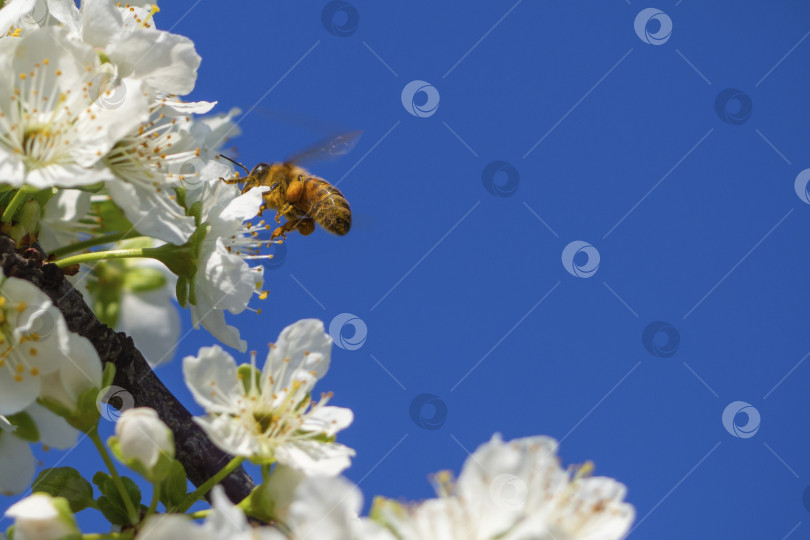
{"left": 0, "top": 237, "right": 254, "bottom": 503}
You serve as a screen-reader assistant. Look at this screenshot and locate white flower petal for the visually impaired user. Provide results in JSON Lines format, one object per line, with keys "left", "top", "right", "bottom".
{"left": 300, "top": 406, "right": 353, "bottom": 437}
{"left": 39, "top": 332, "right": 101, "bottom": 412}
{"left": 276, "top": 440, "right": 354, "bottom": 476}
{"left": 192, "top": 415, "right": 256, "bottom": 458}
{"left": 79, "top": 0, "right": 122, "bottom": 48}
{"left": 182, "top": 345, "right": 243, "bottom": 414}
{"left": 265, "top": 319, "right": 333, "bottom": 383}
{"left": 118, "top": 290, "right": 180, "bottom": 368}
{"left": 25, "top": 402, "right": 77, "bottom": 449}
{"left": 106, "top": 179, "right": 196, "bottom": 245}
{"left": 205, "top": 486, "right": 249, "bottom": 538}
{"left": 0, "top": 433, "right": 35, "bottom": 495}
{"left": 190, "top": 303, "right": 247, "bottom": 353}
{"left": 0, "top": 0, "right": 35, "bottom": 35}
{"left": 44, "top": 0, "right": 80, "bottom": 35}
{"left": 0, "top": 371, "right": 39, "bottom": 416}
{"left": 287, "top": 476, "right": 363, "bottom": 540}
{"left": 138, "top": 515, "right": 200, "bottom": 538}
{"left": 108, "top": 30, "right": 200, "bottom": 95}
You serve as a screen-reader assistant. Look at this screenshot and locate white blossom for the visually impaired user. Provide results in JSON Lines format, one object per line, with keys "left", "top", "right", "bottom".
{"left": 183, "top": 319, "right": 355, "bottom": 474}
{"left": 0, "top": 274, "right": 72, "bottom": 415}
{"left": 112, "top": 407, "right": 174, "bottom": 482}
{"left": 36, "top": 188, "right": 93, "bottom": 253}
{"left": 138, "top": 486, "right": 282, "bottom": 540}
{"left": 102, "top": 99, "right": 217, "bottom": 245}
{"left": 4, "top": 492, "right": 80, "bottom": 540}
{"left": 0, "top": 403, "right": 76, "bottom": 495}
{"left": 264, "top": 467, "right": 393, "bottom": 540}
{"left": 184, "top": 179, "right": 268, "bottom": 352}
{"left": 46, "top": 0, "right": 201, "bottom": 96}
{"left": 0, "top": 27, "right": 149, "bottom": 188}
{"left": 372, "top": 434, "right": 635, "bottom": 540}
{"left": 0, "top": 430, "right": 34, "bottom": 495}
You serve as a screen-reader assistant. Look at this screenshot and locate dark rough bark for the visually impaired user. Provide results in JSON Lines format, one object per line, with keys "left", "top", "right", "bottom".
{"left": 0, "top": 237, "right": 254, "bottom": 503}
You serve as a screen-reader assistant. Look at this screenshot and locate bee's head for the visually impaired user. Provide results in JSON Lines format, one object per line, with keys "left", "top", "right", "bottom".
{"left": 249, "top": 162, "right": 272, "bottom": 183}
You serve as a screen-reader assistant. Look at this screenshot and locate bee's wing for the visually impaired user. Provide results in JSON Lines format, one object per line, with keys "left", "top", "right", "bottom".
{"left": 286, "top": 131, "right": 363, "bottom": 165}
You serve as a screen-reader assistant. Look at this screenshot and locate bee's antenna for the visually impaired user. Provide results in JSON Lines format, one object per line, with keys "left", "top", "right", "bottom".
{"left": 217, "top": 154, "right": 250, "bottom": 176}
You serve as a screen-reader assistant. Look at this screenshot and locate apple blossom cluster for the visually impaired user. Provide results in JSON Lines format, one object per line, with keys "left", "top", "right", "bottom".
{"left": 0, "top": 0, "right": 271, "bottom": 357}
{"left": 0, "top": 1, "right": 636, "bottom": 538}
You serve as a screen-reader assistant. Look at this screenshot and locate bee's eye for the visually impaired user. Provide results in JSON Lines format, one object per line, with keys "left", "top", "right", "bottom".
{"left": 298, "top": 175, "right": 303, "bottom": 183}
{"left": 250, "top": 162, "right": 271, "bottom": 179}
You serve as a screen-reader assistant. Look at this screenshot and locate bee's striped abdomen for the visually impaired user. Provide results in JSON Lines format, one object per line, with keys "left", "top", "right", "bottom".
{"left": 307, "top": 179, "right": 351, "bottom": 235}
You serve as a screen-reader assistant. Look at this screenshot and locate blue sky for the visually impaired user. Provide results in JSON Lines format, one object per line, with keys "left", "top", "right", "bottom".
{"left": 5, "top": 1, "right": 810, "bottom": 538}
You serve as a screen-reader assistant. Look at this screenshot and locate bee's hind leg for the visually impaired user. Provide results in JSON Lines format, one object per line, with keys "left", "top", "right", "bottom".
{"left": 270, "top": 218, "right": 300, "bottom": 241}
{"left": 274, "top": 203, "right": 296, "bottom": 224}
{"left": 295, "top": 217, "right": 315, "bottom": 236}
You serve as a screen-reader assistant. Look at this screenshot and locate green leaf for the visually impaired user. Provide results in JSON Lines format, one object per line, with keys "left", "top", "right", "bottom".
{"left": 6, "top": 411, "right": 38, "bottom": 442}
{"left": 93, "top": 472, "right": 141, "bottom": 527}
{"left": 32, "top": 467, "right": 95, "bottom": 513}
{"left": 159, "top": 460, "right": 188, "bottom": 510}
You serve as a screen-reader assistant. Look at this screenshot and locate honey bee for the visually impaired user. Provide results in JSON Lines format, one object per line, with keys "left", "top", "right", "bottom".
{"left": 220, "top": 132, "right": 360, "bottom": 239}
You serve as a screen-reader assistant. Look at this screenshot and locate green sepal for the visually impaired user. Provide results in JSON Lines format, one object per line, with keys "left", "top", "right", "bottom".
{"left": 145, "top": 243, "right": 197, "bottom": 282}
{"left": 238, "top": 483, "right": 275, "bottom": 522}
{"left": 237, "top": 364, "right": 262, "bottom": 395}
{"left": 32, "top": 467, "right": 96, "bottom": 513}
{"left": 5, "top": 411, "right": 38, "bottom": 442}
{"left": 159, "top": 459, "right": 188, "bottom": 511}
{"left": 175, "top": 276, "right": 188, "bottom": 308}
{"left": 93, "top": 472, "right": 142, "bottom": 527}
{"left": 17, "top": 199, "right": 40, "bottom": 233}
{"left": 71, "top": 386, "right": 102, "bottom": 433}
{"left": 175, "top": 186, "right": 187, "bottom": 211}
